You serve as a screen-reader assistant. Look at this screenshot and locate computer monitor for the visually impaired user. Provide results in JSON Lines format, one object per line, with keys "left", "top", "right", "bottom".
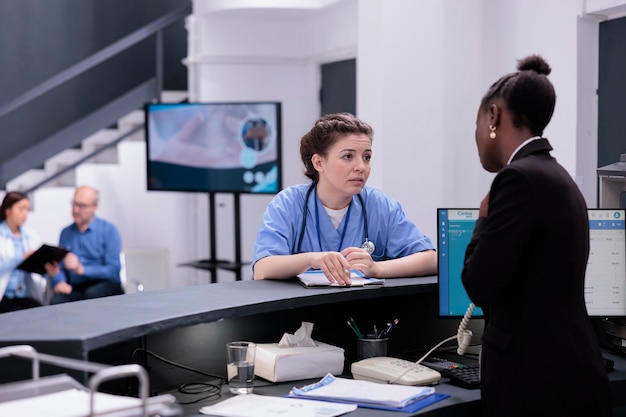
{"left": 437, "top": 208, "right": 626, "bottom": 319}
{"left": 437, "top": 209, "right": 483, "bottom": 318}
{"left": 585, "top": 209, "right": 626, "bottom": 317}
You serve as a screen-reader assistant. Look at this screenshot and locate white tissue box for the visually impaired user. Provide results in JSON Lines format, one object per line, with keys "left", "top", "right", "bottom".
{"left": 254, "top": 341, "right": 345, "bottom": 382}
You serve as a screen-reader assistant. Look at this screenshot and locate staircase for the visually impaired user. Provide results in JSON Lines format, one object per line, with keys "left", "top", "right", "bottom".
{"left": 6, "top": 91, "right": 187, "bottom": 192}
{"left": 0, "top": 2, "right": 192, "bottom": 193}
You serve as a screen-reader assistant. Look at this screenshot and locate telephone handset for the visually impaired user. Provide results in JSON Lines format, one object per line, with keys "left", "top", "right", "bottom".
{"left": 457, "top": 303, "right": 475, "bottom": 355}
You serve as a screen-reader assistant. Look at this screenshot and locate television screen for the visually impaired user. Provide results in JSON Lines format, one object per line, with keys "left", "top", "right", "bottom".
{"left": 145, "top": 101, "right": 282, "bottom": 194}
{"left": 437, "top": 208, "right": 626, "bottom": 318}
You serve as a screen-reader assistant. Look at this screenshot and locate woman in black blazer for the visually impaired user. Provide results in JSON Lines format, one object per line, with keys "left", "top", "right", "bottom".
{"left": 462, "top": 55, "right": 612, "bottom": 417}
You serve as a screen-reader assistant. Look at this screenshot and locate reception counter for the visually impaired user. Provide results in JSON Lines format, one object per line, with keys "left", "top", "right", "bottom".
{"left": 0, "top": 276, "right": 624, "bottom": 417}
{"left": 0, "top": 276, "right": 438, "bottom": 360}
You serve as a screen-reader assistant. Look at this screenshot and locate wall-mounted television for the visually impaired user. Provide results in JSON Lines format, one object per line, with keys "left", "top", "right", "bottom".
{"left": 145, "top": 101, "right": 282, "bottom": 194}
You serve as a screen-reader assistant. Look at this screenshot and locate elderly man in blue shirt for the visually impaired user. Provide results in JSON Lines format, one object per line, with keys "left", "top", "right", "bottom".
{"left": 49, "top": 185, "right": 123, "bottom": 304}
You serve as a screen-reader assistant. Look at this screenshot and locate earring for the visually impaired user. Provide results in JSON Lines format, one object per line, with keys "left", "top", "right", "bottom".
{"left": 489, "top": 125, "right": 496, "bottom": 139}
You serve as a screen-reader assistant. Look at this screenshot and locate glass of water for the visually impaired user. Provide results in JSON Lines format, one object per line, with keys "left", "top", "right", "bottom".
{"left": 226, "top": 341, "right": 256, "bottom": 394}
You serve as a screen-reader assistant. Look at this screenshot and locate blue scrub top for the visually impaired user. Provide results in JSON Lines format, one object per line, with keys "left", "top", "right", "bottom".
{"left": 253, "top": 184, "right": 434, "bottom": 267}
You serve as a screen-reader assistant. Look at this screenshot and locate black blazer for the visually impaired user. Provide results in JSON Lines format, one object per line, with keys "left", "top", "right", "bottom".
{"left": 462, "top": 138, "right": 611, "bottom": 417}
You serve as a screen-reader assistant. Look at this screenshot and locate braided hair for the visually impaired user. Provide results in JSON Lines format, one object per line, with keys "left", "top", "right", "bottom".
{"left": 481, "top": 54, "right": 556, "bottom": 136}
{"left": 299, "top": 113, "right": 374, "bottom": 182}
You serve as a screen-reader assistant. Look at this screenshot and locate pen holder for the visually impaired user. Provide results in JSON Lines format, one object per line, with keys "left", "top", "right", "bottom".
{"left": 357, "top": 337, "right": 388, "bottom": 360}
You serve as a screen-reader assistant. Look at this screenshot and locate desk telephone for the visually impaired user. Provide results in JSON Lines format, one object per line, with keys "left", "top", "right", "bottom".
{"left": 351, "top": 356, "right": 442, "bottom": 385}
{"left": 351, "top": 303, "right": 476, "bottom": 386}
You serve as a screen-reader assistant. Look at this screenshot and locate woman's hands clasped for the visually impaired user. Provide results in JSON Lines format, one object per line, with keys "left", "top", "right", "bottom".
{"left": 343, "top": 247, "right": 379, "bottom": 278}
{"left": 309, "top": 247, "right": 376, "bottom": 285}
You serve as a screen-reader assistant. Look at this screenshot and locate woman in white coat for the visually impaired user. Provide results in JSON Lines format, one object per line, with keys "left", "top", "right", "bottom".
{"left": 0, "top": 191, "right": 53, "bottom": 313}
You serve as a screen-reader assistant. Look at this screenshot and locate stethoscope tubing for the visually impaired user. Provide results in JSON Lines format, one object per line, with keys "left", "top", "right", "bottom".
{"left": 295, "top": 183, "right": 370, "bottom": 254}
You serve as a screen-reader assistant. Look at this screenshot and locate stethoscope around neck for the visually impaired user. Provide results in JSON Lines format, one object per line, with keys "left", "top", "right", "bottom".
{"left": 295, "top": 182, "right": 374, "bottom": 255}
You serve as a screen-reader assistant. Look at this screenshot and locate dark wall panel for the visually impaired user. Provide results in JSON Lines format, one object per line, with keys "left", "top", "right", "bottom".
{"left": 598, "top": 16, "right": 626, "bottom": 169}
{"left": 320, "top": 59, "right": 356, "bottom": 116}
{"left": 0, "top": 0, "right": 187, "bottom": 167}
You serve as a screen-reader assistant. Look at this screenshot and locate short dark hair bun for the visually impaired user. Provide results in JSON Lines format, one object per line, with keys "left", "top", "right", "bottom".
{"left": 517, "top": 54, "right": 551, "bottom": 76}
{"left": 481, "top": 54, "right": 556, "bottom": 136}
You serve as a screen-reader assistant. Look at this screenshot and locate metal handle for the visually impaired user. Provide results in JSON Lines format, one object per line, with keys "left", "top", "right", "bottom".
{"left": 89, "top": 364, "right": 149, "bottom": 417}
{"left": 0, "top": 345, "right": 40, "bottom": 380}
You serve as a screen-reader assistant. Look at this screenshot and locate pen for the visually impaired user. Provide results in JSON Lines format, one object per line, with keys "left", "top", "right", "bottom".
{"left": 347, "top": 320, "right": 363, "bottom": 338}
{"left": 349, "top": 317, "right": 364, "bottom": 338}
{"left": 382, "top": 318, "right": 399, "bottom": 337}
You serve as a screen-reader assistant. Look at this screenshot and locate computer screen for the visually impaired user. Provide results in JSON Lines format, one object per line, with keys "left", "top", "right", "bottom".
{"left": 585, "top": 209, "right": 626, "bottom": 317}
{"left": 145, "top": 101, "right": 282, "bottom": 194}
{"left": 437, "top": 208, "right": 626, "bottom": 318}
{"left": 437, "top": 209, "right": 483, "bottom": 318}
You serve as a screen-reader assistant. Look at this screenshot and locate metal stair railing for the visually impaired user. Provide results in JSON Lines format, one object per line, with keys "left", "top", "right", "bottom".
{"left": 0, "top": 3, "right": 190, "bottom": 120}
{"left": 22, "top": 124, "right": 144, "bottom": 195}
{"left": 0, "top": 2, "right": 192, "bottom": 191}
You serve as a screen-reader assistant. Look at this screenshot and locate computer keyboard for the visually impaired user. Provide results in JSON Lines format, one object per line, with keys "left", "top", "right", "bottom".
{"left": 420, "top": 357, "right": 480, "bottom": 389}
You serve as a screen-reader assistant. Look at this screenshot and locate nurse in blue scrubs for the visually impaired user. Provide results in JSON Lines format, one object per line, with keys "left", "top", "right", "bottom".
{"left": 252, "top": 113, "right": 436, "bottom": 285}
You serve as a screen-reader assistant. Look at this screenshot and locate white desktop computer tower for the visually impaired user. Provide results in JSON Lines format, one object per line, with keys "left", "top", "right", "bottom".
{"left": 598, "top": 153, "right": 626, "bottom": 209}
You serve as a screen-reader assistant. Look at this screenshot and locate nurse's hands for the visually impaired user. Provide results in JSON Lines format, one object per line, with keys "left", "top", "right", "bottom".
{"left": 342, "top": 247, "right": 378, "bottom": 278}
{"left": 308, "top": 247, "right": 378, "bottom": 284}
{"left": 310, "top": 252, "right": 352, "bottom": 285}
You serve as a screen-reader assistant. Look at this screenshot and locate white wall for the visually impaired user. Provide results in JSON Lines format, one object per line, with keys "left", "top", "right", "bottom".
{"left": 189, "top": 0, "right": 608, "bottom": 244}
{"left": 358, "top": 0, "right": 490, "bottom": 240}
{"left": 357, "top": 0, "right": 585, "bottom": 241}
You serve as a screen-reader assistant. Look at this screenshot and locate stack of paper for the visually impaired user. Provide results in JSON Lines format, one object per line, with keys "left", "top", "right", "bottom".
{"left": 297, "top": 270, "right": 384, "bottom": 287}
{"left": 0, "top": 388, "right": 143, "bottom": 417}
{"left": 199, "top": 394, "right": 356, "bottom": 417}
{"left": 289, "top": 373, "right": 436, "bottom": 409}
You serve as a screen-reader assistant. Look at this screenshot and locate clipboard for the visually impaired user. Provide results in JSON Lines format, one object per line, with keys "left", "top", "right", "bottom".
{"left": 17, "top": 244, "right": 69, "bottom": 275}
